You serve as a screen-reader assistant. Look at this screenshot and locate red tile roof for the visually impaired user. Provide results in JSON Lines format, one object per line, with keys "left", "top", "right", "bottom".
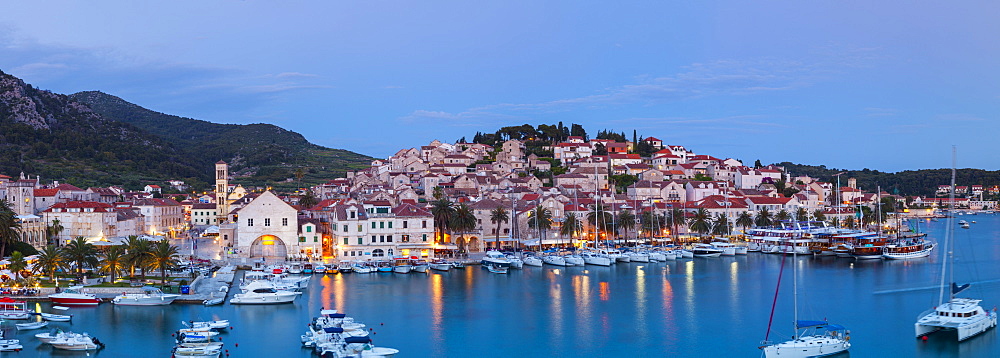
{"left": 34, "top": 189, "right": 59, "bottom": 197}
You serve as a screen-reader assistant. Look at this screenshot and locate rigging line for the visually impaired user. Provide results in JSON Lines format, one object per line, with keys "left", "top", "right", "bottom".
{"left": 764, "top": 251, "right": 788, "bottom": 342}
{"left": 959, "top": 228, "right": 986, "bottom": 298}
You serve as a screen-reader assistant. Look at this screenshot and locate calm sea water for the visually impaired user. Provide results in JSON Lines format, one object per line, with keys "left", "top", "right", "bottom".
{"left": 6, "top": 215, "right": 1000, "bottom": 357}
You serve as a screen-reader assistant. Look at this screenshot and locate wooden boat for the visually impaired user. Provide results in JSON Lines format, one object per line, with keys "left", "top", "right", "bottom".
{"left": 16, "top": 321, "right": 48, "bottom": 330}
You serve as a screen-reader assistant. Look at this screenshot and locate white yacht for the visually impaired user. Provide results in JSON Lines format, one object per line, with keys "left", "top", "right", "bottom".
{"left": 541, "top": 255, "right": 567, "bottom": 266}
{"left": 581, "top": 252, "right": 612, "bottom": 266}
{"left": 761, "top": 321, "right": 851, "bottom": 358}
{"left": 709, "top": 241, "right": 738, "bottom": 256}
{"left": 112, "top": 287, "right": 180, "bottom": 306}
{"left": 599, "top": 249, "right": 629, "bottom": 262}
{"left": 564, "top": 254, "right": 585, "bottom": 266}
{"left": 627, "top": 251, "right": 650, "bottom": 262}
{"left": 481, "top": 251, "right": 513, "bottom": 268}
{"left": 691, "top": 243, "right": 723, "bottom": 258}
{"left": 429, "top": 260, "right": 452, "bottom": 271}
{"left": 522, "top": 255, "right": 543, "bottom": 267}
{"left": 230, "top": 281, "right": 300, "bottom": 305}
{"left": 50, "top": 333, "right": 104, "bottom": 351}
{"left": 505, "top": 254, "right": 524, "bottom": 269}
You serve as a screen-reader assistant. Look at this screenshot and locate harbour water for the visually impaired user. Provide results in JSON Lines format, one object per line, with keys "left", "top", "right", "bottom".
{"left": 6, "top": 215, "right": 1000, "bottom": 357}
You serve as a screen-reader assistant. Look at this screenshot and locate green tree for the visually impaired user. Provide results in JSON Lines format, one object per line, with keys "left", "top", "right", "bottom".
{"left": 639, "top": 211, "right": 664, "bottom": 239}
{"left": 32, "top": 245, "right": 67, "bottom": 284}
{"left": 99, "top": 245, "right": 127, "bottom": 284}
{"left": 587, "top": 205, "right": 613, "bottom": 243}
{"left": 63, "top": 237, "right": 99, "bottom": 279}
{"left": 775, "top": 209, "right": 790, "bottom": 222}
{"left": 755, "top": 208, "right": 773, "bottom": 227}
{"left": 298, "top": 190, "right": 319, "bottom": 208}
{"left": 843, "top": 216, "right": 856, "bottom": 229}
{"left": 449, "top": 203, "right": 477, "bottom": 252}
{"left": 46, "top": 219, "right": 65, "bottom": 246}
{"left": 431, "top": 198, "right": 455, "bottom": 244}
{"left": 667, "top": 207, "right": 686, "bottom": 241}
{"left": 795, "top": 207, "right": 809, "bottom": 221}
{"left": 616, "top": 209, "right": 635, "bottom": 242}
{"left": 736, "top": 211, "right": 754, "bottom": 232}
{"left": 688, "top": 208, "right": 711, "bottom": 238}
{"left": 8, "top": 251, "right": 27, "bottom": 281}
{"left": 528, "top": 206, "right": 553, "bottom": 244}
{"left": 0, "top": 199, "right": 22, "bottom": 256}
{"left": 125, "top": 236, "right": 153, "bottom": 279}
{"left": 148, "top": 240, "right": 180, "bottom": 285}
{"left": 711, "top": 213, "right": 732, "bottom": 235}
{"left": 489, "top": 207, "right": 509, "bottom": 251}
{"left": 812, "top": 209, "right": 826, "bottom": 222}
{"left": 560, "top": 212, "right": 580, "bottom": 246}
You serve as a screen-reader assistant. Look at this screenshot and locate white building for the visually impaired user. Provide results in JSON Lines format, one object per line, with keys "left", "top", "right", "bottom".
{"left": 233, "top": 191, "right": 322, "bottom": 259}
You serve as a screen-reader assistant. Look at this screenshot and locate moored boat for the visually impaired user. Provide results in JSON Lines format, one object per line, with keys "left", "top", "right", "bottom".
{"left": 882, "top": 238, "right": 936, "bottom": 260}
{"left": 112, "top": 286, "right": 180, "bottom": 306}
{"left": 230, "top": 281, "right": 300, "bottom": 305}
{"left": 48, "top": 285, "right": 101, "bottom": 306}
{"left": 429, "top": 260, "right": 452, "bottom": 271}
{"left": 0, "top": 297, "right": 31, "bottom": 319}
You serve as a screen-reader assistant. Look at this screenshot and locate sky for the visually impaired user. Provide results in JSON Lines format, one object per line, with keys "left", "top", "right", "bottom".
{"left": 1, "top": 1, "right": 998, "bottom": 172}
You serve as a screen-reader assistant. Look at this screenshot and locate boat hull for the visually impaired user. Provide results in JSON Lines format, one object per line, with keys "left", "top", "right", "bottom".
{"left": 916, "top": 309, "right": 998, "bottom": 341}
{"left": 49, "top": 296, "right": 100, "bottom": 306}
{"left": 762, "top": 336, "right": 850, "bottom": 358}
{"left": 430, "top": 264, "right": 452, "bottom": 271}
{"left": 112, "top": 294, "right": 180, "bottom": 306}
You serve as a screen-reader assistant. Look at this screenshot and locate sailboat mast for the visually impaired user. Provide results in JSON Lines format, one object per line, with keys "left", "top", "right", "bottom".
{"left": 793, "top": 234, "right": 799, "bottom": 334}
{"left": 938, "top": 146, "right": 956, "bottom": 306}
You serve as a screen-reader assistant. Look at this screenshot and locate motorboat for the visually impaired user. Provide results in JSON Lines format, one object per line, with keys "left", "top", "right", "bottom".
{"left": 230, "top": 281, "right": 300, "bottom": 305}
{"left": 303, "top": 263, "right": 314, "bottom": 274}
{"left": 112, "top": 286, "right": 180, "bottom": 306}
{"left": 486, "top": 265, "right": 508, "bottom": 274}
{"left": 50, "top": 333, "right": 104, "bottom": 351}
{"left": 16, "top": 321, "right": 48, "bottom": 330}
{"left": 338, "top": 262, "right": 354, "bottom": 274}
{"left": 481, "top": 250, "right": 513, "bottom": 268}
{"left": 541, "top": 255, "right": 567, "bottom": 266}
{"left": 961, "top": 222, "right": 970, "bottom": 229}
{"left": 648, "top": 251, "right": 666, "bottom": 262}
{"left": 36, "top": 331, "right": 68, "bottom": 344}
{"left": 0, "top": 297, "right": 31, "bottom": 319}
{"left": 412, "top": 260, "right": 430, "bottom": 273}
{"left": 376, "top": 261, "right": 394, "bottom": 272}
{"left": 173, "top": 342, "right": 223, "bottom": 358}
{"left": 691, "top": 243, "right": 723, "bottom": 258}
{"left": 39, "top": 312, "right": 73, "bottom": 322}
{"left": 564, "top": 254, "right": 585, "bottom": 266}
{"left": 882, "top": 239, "right": 936, "bottom": 260}
{"left": 627, "top": 251, "right": 650, "bottom": 263}
{"left": 0, "top": 332, "right": 21, "bottom": 352}
{"left": 710, "top": 241, "right": 738, "bottom": 256}
{"left": 581, "top": 252, "right": 612, "bottom": 266}
{"left": 392, "top": 257, "right": 413, "bottom": 274}
{"left": 48, "top": 285, "right": 101, "bottom": 305}
{"left": 505, "top": 254, "right": 524, "bottom": 269}
{"left": 450, "top": 261, "right": 466, "bottom": 269}
{"left": 185, "top": 320, "right": 230, "bottom": 330}
{"left": 429, "top": 260, "right": 452, "bottom": 272}
{"left": 522, "top": 255, "right": 543, "bottom": 267}
{"left": 680, "top": 249, "right": 694, "bottom": 259}
{"left": 203, "top": 292, "right": 225, "bottom": 306}
{"left": 314, "top": 265, "right": 327, "bottom": 274}
{"left": 288, "top": 263, "right": 303, "bottom": 274}
{"left": 352, "top": 262, "right": 374, "bottom": 274}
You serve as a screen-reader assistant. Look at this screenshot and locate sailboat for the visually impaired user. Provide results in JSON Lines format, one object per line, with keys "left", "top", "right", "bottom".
{"left": 914, "top": 148, "right": 997, "bottom": 341}
{"left": 760, "top": 236, "right": 851, "bottom": 357}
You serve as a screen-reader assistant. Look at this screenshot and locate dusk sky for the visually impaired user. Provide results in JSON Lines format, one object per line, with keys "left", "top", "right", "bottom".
{"left": 2, "top": 1, "right": 998, "bottom": 172}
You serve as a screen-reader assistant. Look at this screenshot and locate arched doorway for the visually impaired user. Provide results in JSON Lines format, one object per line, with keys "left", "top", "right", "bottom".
{"left": 454, "top": 237, "right": 467, "bottom": 253}
{"left": 250, "top": 235, "right": 287, "bottom": 260}
{"left": 467, "top": 237, "right": 480, "bottom": 252}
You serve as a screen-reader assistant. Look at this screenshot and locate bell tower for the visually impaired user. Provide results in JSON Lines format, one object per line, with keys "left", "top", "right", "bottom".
{"left": 215, "top": 161, "right": 229, "bottom": 224}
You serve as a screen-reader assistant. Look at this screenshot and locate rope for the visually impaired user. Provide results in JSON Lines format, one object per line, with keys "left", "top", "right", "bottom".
{"left": 764, "top": 251, "right": 788, "bottom": 342}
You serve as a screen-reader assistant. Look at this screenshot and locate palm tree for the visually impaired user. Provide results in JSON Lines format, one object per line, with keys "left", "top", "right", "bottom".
{"left": 711, "top": 213, "right": 731, "bottom": 236}
{"left": 489, "top": 207, "right": 509, "bottom": 251}
{"left": 148, "top": 240, "right": 180, "bottom": 285}
{"left": 667, "top": 207, "right": 686, "bottom": 241}
{"left": 560, "top": 212, "right": 580, "bottom": 247}
{"left": 125, "top": 236, "right": 153, "bottom": 279}
{"left": 63, "top": 237, "right": 99, "bottom": 279}
{"left": 812, "top": 210, "right": 826, "bottom": 222}
{"left": 755, "top": 208, "right": 773, "bottom": 227}
{"left": 0, "top": 199, "right": 22, "bottom": 256}
{"left": 99, "top": 246, "right": 126, "bottom": 284}
{"left": 32, "top": 245, "right": 66, "bottom": 284}
{"left": 638, "top": 211, "right": 662, "bottom": 240}
{"left": 616, "top": 209, "right": 635, "bottom": 245}
{"left": 8, "top": 251, "right": 27, "bottom": 281}
{"left": 587, "top": 205, "right": 613, "bottom": 244}
{"left": 795, "top": 207, "right": 809, "bottom": 221}
{"left": 775, "top": 209, "right": 790, "bottom": 222}
{"left": 449, "top": 203, "right": 477, "bottom": 252}
{"left": 46, "top": 219, "right": 65, "bottom": 246}
{"left": 843, "top": 216, "right": 856, "bottom": 229}
{"left": 687, "top": 208, "right": 711, "bottom": 238}
{"left": 736, "top": 211, "right": 754, "bottom": 232}
{"left": 527, "top": 206, "right": 553, "bottom": 245}
{"left": 430, "top": 198, "right": 455, "bottom": 244}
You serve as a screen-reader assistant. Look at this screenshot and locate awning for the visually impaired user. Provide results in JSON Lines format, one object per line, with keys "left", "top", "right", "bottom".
{"left": 436, "top": 244, "right": 459, "bottom": 250}
{"left": 796, "top": 320, "right": 828, "bottom": 329}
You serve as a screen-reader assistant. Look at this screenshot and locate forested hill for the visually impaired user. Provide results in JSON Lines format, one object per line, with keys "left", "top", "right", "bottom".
{"left": 0, "top": 69, "right": 371, "bottom": 190}
{"left": 70, "top": 91, "right": 373, "bottom": 190}
{"left": 777, "top": 162, "right": 1000, "bottom": 197}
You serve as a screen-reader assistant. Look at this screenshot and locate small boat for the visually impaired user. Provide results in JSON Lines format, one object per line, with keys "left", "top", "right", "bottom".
{"left": 314, "top": 265, "right": 327, "bottom": 274}
{"left": 39, "top": 312, "right": 73, "bottom": 322}
{"left": 288, "top": 264, "right": 303, "bottom": 274}
{"left": 486, "top": 265, "right": 508, "bottom": 274}
{"left": 202, "top": 292, "right": 225, "bottom": 306}
{"left": 541, "top": 255, "right": 567, "bottom": 266}
{"left": 411, "top": 260, "right": 430, "bottom": 273}
{"left": 230, "top": 281, "right": 300, "bottom": 305}
{"left": 450, "top": 261, "right": 466, "bottom": 269}
{"left": 0, "top": 333, "right": 21, "bottom": 352}
{"left": 961, "top": 222, "right": 970, "bottom": 229}
{"left": 481, "top": 251, "right": 513, "bottom": 268}
{"left": 429, "top": 260, "right": 452, "bottom": 272}
{"left": 52, "top": 306, "right": 70, "bottom": 311}
{"left": 50, "top": 333, "right": 104, "bottom": 351}
{"left": 352, "top": 263, "right": 374, "bottom": 274}
{"left": 338, "top": 263, "right": 353, "bottom": 274}
{"left": 185, "top": 320, "right": 230, "bottom": 330}
{"left": 48, "top": 285, "right": 101, "bottom": 305}
{"left": 303, "top": 263, "right": 314, "bottom": 274}
{"left": 564, "top": 255, "right": 585, "bottom": 266}
{"left": 392, "top": 257, "right": 414, "bottom": 274}
{"left": 691, "top": 243, "right": 723, "bottom": 258}
{"left": 522, "top": 255, "right": 543, "bottom": 267}
{"left": 882, "top": 239, "right": 936, "bottom": 260}
{"left": 112, "top": 286, "right": 180, "bottom": 306}
{"left": 16, "top": 321, "right": 48, "bottom": 330}
{"left": 0, "top": 297, "right": 31, "bottom": 319}
{"left": 581, "top": 252, "right": 612, "bottom": 266}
